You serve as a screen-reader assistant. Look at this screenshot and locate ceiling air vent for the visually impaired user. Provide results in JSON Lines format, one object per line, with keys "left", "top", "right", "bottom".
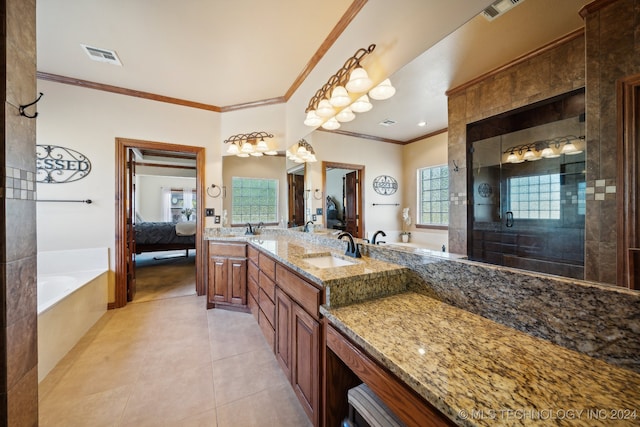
{"left": 482, "top": 0, "right": 525, "bottom": 21}
{"left": 379, "top": 119, "right": 397, "bottom": 127}
{"left": 81, "top": 44, "right": 122, "bottom": 66}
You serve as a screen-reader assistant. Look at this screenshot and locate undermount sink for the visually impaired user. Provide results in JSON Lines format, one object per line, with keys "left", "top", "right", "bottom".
{"left": 302, "top": 252, "right": 357, "bottom": 268}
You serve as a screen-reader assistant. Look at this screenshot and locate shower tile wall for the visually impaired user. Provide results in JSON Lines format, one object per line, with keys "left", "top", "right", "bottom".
{"left": 1, "top": 0, "right": 39, "bottom": 426}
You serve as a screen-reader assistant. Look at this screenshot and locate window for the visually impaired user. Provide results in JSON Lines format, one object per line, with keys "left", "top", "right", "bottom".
{"left": 508, "top": 174, "right": 561, "bottom": 219}
{"left": 231, "top": 177, "right": 278, "bottom": 224}
{"left": 418, "top": 165, "right": 449, "bottom": 226}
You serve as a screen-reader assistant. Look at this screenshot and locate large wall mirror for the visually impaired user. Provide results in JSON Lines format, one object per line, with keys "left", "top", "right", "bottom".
{"left": 467, "top": 89, "right": 586, "bottom": 279}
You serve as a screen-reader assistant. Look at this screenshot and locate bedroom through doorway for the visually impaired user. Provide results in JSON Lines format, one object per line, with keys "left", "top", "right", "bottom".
{"left": 115, "top": 138, "right": 205, "bottom": 309}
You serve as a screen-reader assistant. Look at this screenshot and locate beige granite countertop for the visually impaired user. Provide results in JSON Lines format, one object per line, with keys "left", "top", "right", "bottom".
{"left": 208, "top": 232, "right": 410, "bottom": 306}
{"left": 321, "top": 292, "right": 640, "bottom": 427}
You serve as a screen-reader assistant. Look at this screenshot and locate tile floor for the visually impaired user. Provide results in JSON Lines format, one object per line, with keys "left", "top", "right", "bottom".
{"left": 38, "top": 291, "right": 311, "bottom": 426}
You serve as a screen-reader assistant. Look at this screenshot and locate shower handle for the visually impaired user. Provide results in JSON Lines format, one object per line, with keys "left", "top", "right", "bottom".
{"left": 505, "top": 211, "right": 514, "bottom": 227}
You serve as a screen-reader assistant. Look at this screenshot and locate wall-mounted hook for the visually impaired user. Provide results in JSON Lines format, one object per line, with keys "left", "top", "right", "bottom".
{"left": 19, "top": 92, "right": 43, "bottom": 119}
{"left": 452, "top": 160, "right": 460, "bottom": 172}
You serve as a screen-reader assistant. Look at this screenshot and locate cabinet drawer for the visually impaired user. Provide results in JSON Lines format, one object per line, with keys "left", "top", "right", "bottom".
{"left": 248, "top": 274, "right": 259, "bottom": 300}
{"left": 248, "top": 259, "right": 259, "bottom": 284}
{"left": 248, "top": 292, "right": 259, "bottom": 322}
{"left": 209, "top": 241, "right": 246, "bottom": 257}
{"left": 259, "top": 288, "right": 275, "bottom": 326}
{"left": 259, "top": 252, "right": 276, "bottom": 280}
{"left": 258, "top": 309, "right": 275, "bottom": 351}
{"left": 247, "top": 245, "right": 260, "bottom": 265}
{"left": 259, "top": 270, "right": 276, "bottom": 301}
{"left": 276, "top": 264, "right": 320, "bottom": 319}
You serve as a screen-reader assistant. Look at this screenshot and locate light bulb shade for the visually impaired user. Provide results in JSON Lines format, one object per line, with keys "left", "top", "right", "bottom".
{"left": 256, "top": 139, "right": 269, "bottom": 151}
{"left": 250, "top": 152, "right": 263, "bottom": 157}
{"left": 321, "top": 117, "right": 341, "bottom": 130}
{"left": 226, "top": 143, "right": 239, "bottom": 155}
{"left": 265, "top": 150, "right": 278, "bottom": 156}
{"left": 523, "top": 149, "right": 538, "bottom": 161}
{"left": 304, "top": 110, "right": 323, "bottom": 127}
{"left": 561, "top": 142, "right": 579, "bottom": 155}
{"left": 329, "top": 86, "right": 351, "bottom": 107}
{"left": 506, "top": 152, "right": 523, "bottom": 163}
{"left": 541, "top": 147, "right": 560, "bottom": 158}
{"left": 296, "top": 145, "right": 308, "bottom": 155}
{"left": 335, "top": 107, "right": 355, "bottom": 122}
{"left": 350, "top": 95, "right": 373, "bottom": 113}
{"left": 316, "top": 99, "right": 335, "bottom": 118}
{"left": 241, "top": 142, "right": 254, "bottom": 153}
{"left": 306, "top": 153, "right": 317, "bottom": 162}
{"left": 345, "top": 67, "right": 373, "bottom": 93}
{"left": 237, "top": 153, "right": 250, "bottom": 158}
{"left": 369, "top": 79, "right": 396, "bottom": 100}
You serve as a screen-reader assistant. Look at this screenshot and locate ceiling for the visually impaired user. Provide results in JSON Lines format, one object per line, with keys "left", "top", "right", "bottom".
{"left": 36, "top": 0, "right": 590, "bottom": 145}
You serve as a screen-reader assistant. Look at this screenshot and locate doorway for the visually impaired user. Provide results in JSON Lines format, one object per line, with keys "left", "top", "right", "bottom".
{"left": 115, "top": 138, "right": 205, "bottom": 309}
{"left": 322, "top": 162, "right": 364, "bottom": 238}
{"left": 287, "top": 164, "right": 306, "bottom": 227}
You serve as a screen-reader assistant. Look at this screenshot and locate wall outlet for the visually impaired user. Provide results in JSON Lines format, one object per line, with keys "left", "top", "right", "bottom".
{"left": 312, "top": 214, "right": 317, "bottom": 221}
{"left": 214, "top": 215, "right": 221, "bottom": 224}
{"left": 205, "top": 208, "right": 215, "bottom": 217}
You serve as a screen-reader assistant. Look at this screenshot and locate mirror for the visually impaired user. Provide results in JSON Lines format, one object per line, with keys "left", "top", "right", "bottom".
{"left": 221, "top": 155, "right": 287, "bottom": 227}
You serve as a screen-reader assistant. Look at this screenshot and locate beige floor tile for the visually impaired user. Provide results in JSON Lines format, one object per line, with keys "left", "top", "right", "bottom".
{"left": 119, "top": 361, "right": 216, "bottom": 426}
{"left": 212, "top": 347, "right": 289, "bottom": 406}
{"left": 215, "top": 383, "right": 311, "bottom": 427}
{"left": 39, "top": 276, "right": 310, "bottom": 427}
{"left": 39, "top": 384, "right": 130, "bottom": 427}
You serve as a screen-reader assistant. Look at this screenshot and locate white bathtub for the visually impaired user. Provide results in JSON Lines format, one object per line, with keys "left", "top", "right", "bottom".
{"left": 37, "top": 248, "right": 109, "bottom": 382}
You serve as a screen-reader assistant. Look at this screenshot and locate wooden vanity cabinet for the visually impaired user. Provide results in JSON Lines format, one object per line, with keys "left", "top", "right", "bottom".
{"left": 274, "top": 263, "right": 321, "bottom": 426}
{"left": 207, "top": 241, "right": 248, "bottom": 311}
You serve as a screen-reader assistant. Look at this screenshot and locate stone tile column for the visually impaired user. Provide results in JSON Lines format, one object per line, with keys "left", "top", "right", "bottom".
{"left": 1, "top": 0, "right": 38, "bottom": 425}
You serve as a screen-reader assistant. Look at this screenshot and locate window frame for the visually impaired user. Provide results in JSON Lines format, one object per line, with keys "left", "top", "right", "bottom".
{"left": 230, "top": 176, "right": 279, "bottom": 226}
{"left": 416, "top": 164, "right": 449, "bottom": 229}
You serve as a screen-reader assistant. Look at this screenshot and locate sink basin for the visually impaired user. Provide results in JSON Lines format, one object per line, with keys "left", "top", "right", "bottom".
{"left": 302, "top": 252, "right": 357, "bottom": 268}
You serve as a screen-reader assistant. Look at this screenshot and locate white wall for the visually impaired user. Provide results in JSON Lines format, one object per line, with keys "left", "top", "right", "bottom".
{"left": 36, "top": 80, "right": 221, "bottom": 301}
{"left": 402, "top": 131, "right": 449, "bottom": 250}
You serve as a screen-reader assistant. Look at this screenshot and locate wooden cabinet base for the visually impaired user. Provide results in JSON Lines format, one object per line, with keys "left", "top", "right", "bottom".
{"left": 208, "top": 302, "right": 250, "bottom": 313}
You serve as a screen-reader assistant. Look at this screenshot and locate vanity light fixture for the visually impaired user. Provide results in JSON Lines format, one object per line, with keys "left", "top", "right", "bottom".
{"left": 304, "top": 44, "right": 395, "bottom": 130}
{"left": 224, "top": 131, "right": 276, "bottom": 158}
{"left": 286, "top": 139, "right": 317, "bottom": 163}
{"left": 503, "top": 135, "right": 585, "bottom": 163}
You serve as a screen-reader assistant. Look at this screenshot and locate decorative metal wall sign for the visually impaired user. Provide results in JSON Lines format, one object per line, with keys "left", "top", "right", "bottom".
{"left": 372, "top": 175, "right": 398, "bottom": 195}
{"left": 36, "top": 145, "right": 92, "bottom": 183}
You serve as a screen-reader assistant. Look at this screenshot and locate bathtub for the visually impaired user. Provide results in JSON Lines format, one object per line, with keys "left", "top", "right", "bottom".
{"left": 37, "top": 248, "right": 109, "bottom": 382}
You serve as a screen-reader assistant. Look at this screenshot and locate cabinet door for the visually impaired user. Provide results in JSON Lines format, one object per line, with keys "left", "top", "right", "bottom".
{"left": 275, "top": 287, "right": 293, "bottom": 381}
{"left": 209, "top": 256, "right": 228, "bottom": 303}
{"left": 292, "top": 303, "right": 320, "bottom": 426}
{"left": 228, "top": 257, "right": 247, "bottom": 306}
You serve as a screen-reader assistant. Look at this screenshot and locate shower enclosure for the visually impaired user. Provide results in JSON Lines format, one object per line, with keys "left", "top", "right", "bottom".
{"left": 467, "top": 90, "right": 586, "bottom": 279}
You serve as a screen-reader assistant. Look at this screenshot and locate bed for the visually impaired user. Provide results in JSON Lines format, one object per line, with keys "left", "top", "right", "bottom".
{"left": 134, "top": 221, "right": 196, "bottom": 254}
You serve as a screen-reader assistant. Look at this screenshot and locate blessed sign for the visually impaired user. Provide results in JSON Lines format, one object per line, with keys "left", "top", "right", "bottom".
{"left": 36, "top": 145, "right": 92, "bottom": 183}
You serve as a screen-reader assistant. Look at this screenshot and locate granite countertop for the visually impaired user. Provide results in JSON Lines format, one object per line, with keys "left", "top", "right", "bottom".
{"left": 207, "top": 231, "right": 409, "bottom": 306}
{"left": 321, "top": 292, "right": 640, "bottom": 427}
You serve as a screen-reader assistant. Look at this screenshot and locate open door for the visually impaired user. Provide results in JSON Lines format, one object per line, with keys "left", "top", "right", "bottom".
{"left": 287, "top": 165, "right": 305, "bottom": 227}
{"left": 344, "top": 171, "right": 358, "bottom": 236}
{"left": 322, "top": 162, "right": 364, "bottom": 238}
{"left": 126, "top": 148, "right": 136, "bottom": 301}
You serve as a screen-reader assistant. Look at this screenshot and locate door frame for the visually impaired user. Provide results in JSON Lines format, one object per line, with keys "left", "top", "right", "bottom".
{"left": 322, "top": 161, "right": 364, "bottom": 238}
{"left": 115, "top": 137, "right": 206, "bottom": 308}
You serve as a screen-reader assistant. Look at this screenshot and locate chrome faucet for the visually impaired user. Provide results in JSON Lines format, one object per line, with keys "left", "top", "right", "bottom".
{"left": 371, "top": 230, "right": 387, "bottom": 245}
{"left": 304, "top": 221, "right": 314, "bottom": 232}
{"left": 338, "top": 232, "right": 361, "bottom": 258}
